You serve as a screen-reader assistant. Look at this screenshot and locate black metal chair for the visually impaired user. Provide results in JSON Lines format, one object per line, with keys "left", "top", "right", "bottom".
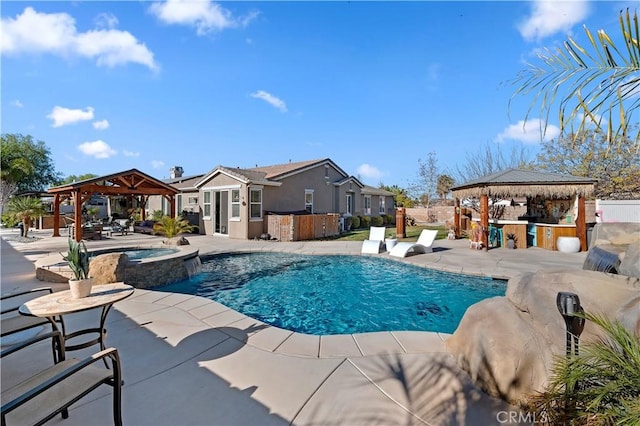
{"left": 1, "top": 288, "right": 66, "bottom": 343}
{"left": 1, "top": 331, "right": 123, "bottom": 426}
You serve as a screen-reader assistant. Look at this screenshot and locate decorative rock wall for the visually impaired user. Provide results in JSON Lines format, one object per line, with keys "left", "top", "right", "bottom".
{"left": 446, "top": 270, "right": 640, "bottom": 404}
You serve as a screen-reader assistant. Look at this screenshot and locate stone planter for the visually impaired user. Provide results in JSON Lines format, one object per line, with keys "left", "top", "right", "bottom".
{"left": 69, "top": 278, "right": 93, "bottom": 299}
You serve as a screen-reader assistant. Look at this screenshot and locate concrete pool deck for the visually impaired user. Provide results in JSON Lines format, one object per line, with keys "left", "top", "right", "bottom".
{"left": 1, "top": 229, "right": 588, "bottom": 425}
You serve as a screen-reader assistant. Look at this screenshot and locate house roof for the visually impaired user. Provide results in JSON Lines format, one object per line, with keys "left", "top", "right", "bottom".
{"left": 333, "top": 176, "right": 364, "bottom": 188}
{"left": 164, "top": 174, "right": 205, "bottom": 190}
{"left": 252, "top": 158, "right": 348, "bottom": 180}
{"left": 361, "top": 185, "right": 394, "bottom": 196}
{"left": 450, "top": 168, "right": 597, "bottom": 198}
{"left": 195, "top": 158, "right": 353, "bottom": 188}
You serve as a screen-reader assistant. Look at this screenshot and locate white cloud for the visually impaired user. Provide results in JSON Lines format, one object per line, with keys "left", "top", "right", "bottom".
{"left": 92, "top": 119, "right": 109, "bottom": 130}
{"left": 77, "top": 140, "right": 117, "bottom": 158}
{"left": 47, "top": 106, "right": 94, "bottom": 127}
{"left": 151, "top": 160, "right": 165, "bottom": 169}
{"left": 94, "top": 13, "right": 118, "bottom": 30}
{"left": 123, "top": 150, "right": 140, "bottom": 157}
{"left": 11, "top": 100, "right": 23, "bottom": 108}
{"left": 357, "top": 164, "right": 383, "bottom": 180}
{"left": 1, "top": 7, "right": 158, "bottom": 71}
{"left": 250, "top": 90, "right": 287, "bottom": 112}
{"left": 149, "top": 0, "right": 258, "bottom": 36}
{"left": 496, "top": 119, "right": 560, "bottom": 144}
{"left": 517, "top": 0, "right": 589, "bottom": 41}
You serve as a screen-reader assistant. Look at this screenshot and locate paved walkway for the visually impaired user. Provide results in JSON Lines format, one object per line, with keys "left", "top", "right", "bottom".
{"left": 1, "top": 230, "right": 588, "bottom": 425}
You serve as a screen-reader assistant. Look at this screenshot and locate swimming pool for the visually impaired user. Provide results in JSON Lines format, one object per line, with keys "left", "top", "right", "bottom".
{"left": 158, "top": 253, "right": 506, "bottom": 335}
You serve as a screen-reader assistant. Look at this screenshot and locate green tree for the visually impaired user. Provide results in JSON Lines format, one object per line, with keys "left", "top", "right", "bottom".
{"left": 153, "top": 216, "right": 195, "bottom": 238}
{"left": 1, "top": 134, "right": 61, "bottom": 195}
{"left": 527, "top": 312, "right": 640, "bottom": 425}
{"left": 537, "top": 129, "right": 640, "bottom": 199}
{"left": 4, "top": 196, "right": 47, "bottom": 237}
{"left": 436, "top": 174, "right": 455, "bottom": 200}
{"left": 380, "top": 184, "right": 414, "bottom": 208}
{"left": 59, "top": 174, "right": 99, "bottom": 185}
{"left": 511, "top": 9, "right": 640, "bottom": 147}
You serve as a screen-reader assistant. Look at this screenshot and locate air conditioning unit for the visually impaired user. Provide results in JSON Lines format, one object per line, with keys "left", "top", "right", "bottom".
{"left": 338, "top": 217, "right": 345, "bottom": 233}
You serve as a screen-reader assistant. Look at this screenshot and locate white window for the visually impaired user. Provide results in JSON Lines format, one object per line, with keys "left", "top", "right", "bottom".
{"left": 305, "top": 190, "right": 314, "bottom": 213}
{"left": 231, "top": 189, "right": 240, "bottom": 219}
{"left": 250, "top": 188, "right": 262, "bottom": 219}
{"left": 176, "top": 194, "right": 182, "bottom": 214}
{"left": 379, "top": 197, "right": 386, "bottom": 214}
{"left": 346, "top": 194, "right": 353, "bottom": 215}
{"left": 203, "top": 191, "right": 211, "bottom": 217}
{"left": 364, "top": 195, "right": 371, "bottom": 215}
{"left": 187, "top": 196, "right": 198, "bottom": 204}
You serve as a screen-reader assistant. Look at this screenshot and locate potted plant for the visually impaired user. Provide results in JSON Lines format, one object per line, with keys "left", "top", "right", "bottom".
{"left": 506, "top": 233, "right": 517, "bottom": 249}
{"left": 61, "top": 238, "right": 92, "bottom": 298}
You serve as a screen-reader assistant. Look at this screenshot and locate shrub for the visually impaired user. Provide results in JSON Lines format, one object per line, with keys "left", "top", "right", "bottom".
{"left": 151, "top": 210, "right": 164, "bottom": 221}
{"left": 371, "top": 216, "right": 384, "bottom": 226}
{"left": 360, "top": 215, "right": 371, "bottom": 228}
{"left": 386, "top": 214, "right": 396, "bottom": 225}
{"left": 349, "top": 215, "right": 360, "bottom": 229}
{"left": 526, "top": 312, "right": 640, "bottom": 425}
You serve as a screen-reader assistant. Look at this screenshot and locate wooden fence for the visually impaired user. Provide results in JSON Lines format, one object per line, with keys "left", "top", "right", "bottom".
{"left": 267, "top": 213, "right": 341, "bottom": 241}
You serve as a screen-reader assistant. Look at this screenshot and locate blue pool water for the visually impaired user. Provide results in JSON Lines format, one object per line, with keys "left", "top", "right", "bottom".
{"left": 90, "top": 248, "right": 178, "bottom": 260}
{"left": 158, "top": 253, "right": 506, "bottom": 335}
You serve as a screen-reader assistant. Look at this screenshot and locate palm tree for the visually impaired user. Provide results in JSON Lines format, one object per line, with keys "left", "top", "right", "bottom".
{"left": 5, "top": 196, "right": 47, "bottom": 237}
{"left": 511, "top": 9, "right": 640, "bottom": 148}
{"left": 526, "top": 312, "right": 640, "bottom": 424}
{"left": 152, "top": 216, "right": 195, "bottom": 238}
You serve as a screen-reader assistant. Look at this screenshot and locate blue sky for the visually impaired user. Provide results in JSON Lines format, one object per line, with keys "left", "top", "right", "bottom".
{"left": 1, "top": 1, "right": 630, "bottom": 187}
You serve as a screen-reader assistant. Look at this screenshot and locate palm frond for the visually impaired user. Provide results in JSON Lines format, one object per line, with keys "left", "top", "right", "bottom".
{"left": 511, "top": 9, "right": 640, "bottom": 148}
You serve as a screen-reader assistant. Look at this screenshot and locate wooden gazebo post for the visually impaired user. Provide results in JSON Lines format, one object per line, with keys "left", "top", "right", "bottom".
{"left": 52, "top": 194, "right": 61, "bottom": 237}
{"left": 480, "top": 194, "right": 489, "bottom": 251}
{"left": 454, "top": 198, "right": 461, "bottom": 239}
{"left": 576, "top": 195, "right": 587, "bottom": 251}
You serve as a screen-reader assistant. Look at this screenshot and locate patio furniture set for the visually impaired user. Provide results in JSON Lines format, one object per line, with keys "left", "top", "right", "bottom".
{"left": 1, "top": 283, "right": 134, "bottom": 425}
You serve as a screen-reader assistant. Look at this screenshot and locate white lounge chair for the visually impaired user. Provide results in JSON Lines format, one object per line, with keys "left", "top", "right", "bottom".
{"left": 389, "top": 229, "right": 438, "bottom": 258}
{"left": 361, "top": 226, "right": 387, "bottom": 254}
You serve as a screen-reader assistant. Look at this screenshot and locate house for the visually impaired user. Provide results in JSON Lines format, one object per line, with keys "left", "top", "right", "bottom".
{"left": 149, "top": 158, "right": 395, "bottom": 239}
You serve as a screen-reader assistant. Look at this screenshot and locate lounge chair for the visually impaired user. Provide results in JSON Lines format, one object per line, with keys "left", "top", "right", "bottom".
{"left": 361, "top": 226, "right": 387, "bottom": 254}
{"left": 389, "top": 229, "right": 438, "bottom": 258}
{"left": 1, "top": 330, "right": 123, "bottom": 425}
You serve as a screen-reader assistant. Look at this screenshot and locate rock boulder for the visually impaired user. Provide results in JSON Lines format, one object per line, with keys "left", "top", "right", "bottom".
{"left": 446, "top": 270, "right": 640, "bottom": 404}
{"left": 89, "top": 252, "right": 129, "bottom": 284}
{"left": 164, "top": 236, "right": 190, "bottom": 246}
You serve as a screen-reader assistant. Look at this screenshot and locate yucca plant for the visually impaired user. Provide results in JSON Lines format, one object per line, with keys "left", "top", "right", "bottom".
{"left": 61, "top": 238, "right": 90, "bottom": 280}
{"left": 153, "top": 216, "right": 195, "bottom": 238}
{"left": 526, "top": 312, "right": 640, "bottom": 425}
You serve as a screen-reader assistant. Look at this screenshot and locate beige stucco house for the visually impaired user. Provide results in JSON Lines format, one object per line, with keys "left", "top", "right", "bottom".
{"left": 149, "top": 158, "right": 394, "bottom": 239}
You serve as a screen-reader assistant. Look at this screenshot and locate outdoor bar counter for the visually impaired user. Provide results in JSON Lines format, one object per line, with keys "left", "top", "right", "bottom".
{"left": 487, "top": 220, "right": 577, "bottom": 250}
{"left": 532, "top": 223, "right": 576, "bottom": 250}
{"left": 488, "top": 219, "right": 528, "bottom": 249}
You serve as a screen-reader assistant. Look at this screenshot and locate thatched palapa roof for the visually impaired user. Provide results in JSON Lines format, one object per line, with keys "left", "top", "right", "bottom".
{"left": 450, "top": 169, "right": 596, "bottom": 199}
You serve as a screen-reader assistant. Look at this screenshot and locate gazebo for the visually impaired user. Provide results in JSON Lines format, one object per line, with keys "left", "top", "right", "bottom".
{"left": 450, "top": 169, "right": 596, "bottom": 251}
{"left": 48, "top": 169, "right": 178, "bottom": 242}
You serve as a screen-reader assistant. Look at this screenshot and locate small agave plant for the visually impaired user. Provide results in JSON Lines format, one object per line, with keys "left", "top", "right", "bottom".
{"left": 61, "top": 238, "right": 90, "bottom": 280}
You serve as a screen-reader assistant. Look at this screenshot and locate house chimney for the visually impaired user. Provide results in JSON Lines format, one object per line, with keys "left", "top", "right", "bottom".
{"left": 170, "top": 166, "right": 184, "bottom": 178}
